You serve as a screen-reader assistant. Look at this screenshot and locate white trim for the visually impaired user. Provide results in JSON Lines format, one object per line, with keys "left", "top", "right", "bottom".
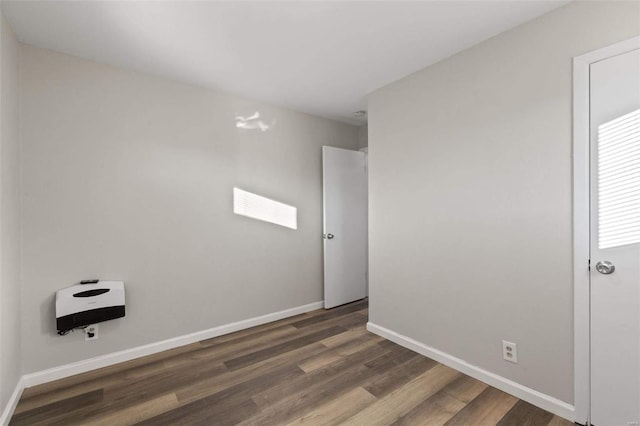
{"left": 367, "top": 322, "right": 575, "bottom": 422}
{"left": 572, "top": 48, "right": 591, "bottom": 426}
{"left": 22, "top": 301, "right": 323, "bottom": 388}
{"left": 572, "top": 35, "right": 640, "bottom": 426}
{"left": 0, "top": 377, "right": 24, "bottom": 426}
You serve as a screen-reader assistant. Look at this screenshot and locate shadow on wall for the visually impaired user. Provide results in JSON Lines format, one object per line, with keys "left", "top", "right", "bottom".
{"left": 40, "top": 294, "right": 56, "bottom": 335}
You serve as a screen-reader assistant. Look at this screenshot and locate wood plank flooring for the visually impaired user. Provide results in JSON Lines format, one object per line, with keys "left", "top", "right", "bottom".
{"left": 11, "top": 300, "right": 572, "bottom": 425}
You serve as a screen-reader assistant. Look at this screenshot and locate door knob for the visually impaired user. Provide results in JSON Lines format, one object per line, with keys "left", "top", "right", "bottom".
{"left": 595, "top": 261, "right": 615, "bottom": 275}
{"left": 325, "top": 233, "right": 334, "bottom": 240}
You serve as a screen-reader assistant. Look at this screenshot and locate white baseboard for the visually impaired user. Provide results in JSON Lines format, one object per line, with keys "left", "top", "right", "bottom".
{"left": 21, "top": 301, "right": 323, "bottom": 389}
{"left": 0, "top": 376, "right": 25, "bottom": 426}
{"left": 367, "top": 322, "right": 575, "bottom": 422}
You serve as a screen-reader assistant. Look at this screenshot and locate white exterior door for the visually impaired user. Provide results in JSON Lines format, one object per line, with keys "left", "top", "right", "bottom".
{"left": 322, "top": 146, "right": 367, "bottom": 309}
{"left": 590, "top": 48, "right": 640, "bottom": 426}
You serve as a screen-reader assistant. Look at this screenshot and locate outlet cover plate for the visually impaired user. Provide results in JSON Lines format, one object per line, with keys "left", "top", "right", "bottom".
{"left": 503, "top": 340, "right": 517, "bottom": 363}
{"left": 85, "top": 324, "right": 99, "bottom": 341}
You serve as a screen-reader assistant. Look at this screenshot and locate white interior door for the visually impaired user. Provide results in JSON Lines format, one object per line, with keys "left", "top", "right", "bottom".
{"left": 322, "top": 146, "right": 367, "bottom": 309}
{"left": 590, "top": 48, "right": 640, "bottom": 426}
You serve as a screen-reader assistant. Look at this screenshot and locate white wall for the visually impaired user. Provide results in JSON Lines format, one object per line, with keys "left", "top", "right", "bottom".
{"left": 368, "top": 0, "right": 640, "bottom": 405}
{"left": 19, "top": 45, "right": 358, "bottom": 373}
{"left": 0, "top": 12, "right": 21, "bottom": 410}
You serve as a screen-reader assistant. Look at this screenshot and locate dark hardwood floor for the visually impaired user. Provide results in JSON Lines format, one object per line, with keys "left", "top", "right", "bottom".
{"left": 11, "top": 300, "right": 572, "bottom": 425}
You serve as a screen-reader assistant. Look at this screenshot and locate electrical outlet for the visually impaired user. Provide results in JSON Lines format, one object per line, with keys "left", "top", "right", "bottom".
{"left": 85, "top": 324, "right": 99, "bottom": 341}
{"left": 503, "top": 340, "right": 517, "bottom": 363}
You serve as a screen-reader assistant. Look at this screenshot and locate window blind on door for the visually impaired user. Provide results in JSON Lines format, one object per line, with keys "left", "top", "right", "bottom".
{"left": 598, "top": 108, "right": 640, "bottom": 249}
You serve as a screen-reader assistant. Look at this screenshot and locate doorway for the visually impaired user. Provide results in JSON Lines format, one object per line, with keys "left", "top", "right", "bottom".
{"left": 573, "top": 36, "right": 640, "bottom": 426}
{"left": 322, "top": 146, "right": 368, "bottom": 309}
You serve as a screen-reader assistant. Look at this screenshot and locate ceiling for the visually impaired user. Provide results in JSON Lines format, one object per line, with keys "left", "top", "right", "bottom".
{"left": 1, "top": 1, "right": 568, "bottom": 125}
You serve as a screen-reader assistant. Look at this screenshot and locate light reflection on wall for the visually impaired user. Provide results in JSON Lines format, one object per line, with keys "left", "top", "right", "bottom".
{"left": 235, "top": 111, "right": 273, "bottom": 132}
{"left": 598, "top": 108, "right": 640, "bottom": 249}
{"left": 233, "top": 188, "right": 297, "bottom": 230}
